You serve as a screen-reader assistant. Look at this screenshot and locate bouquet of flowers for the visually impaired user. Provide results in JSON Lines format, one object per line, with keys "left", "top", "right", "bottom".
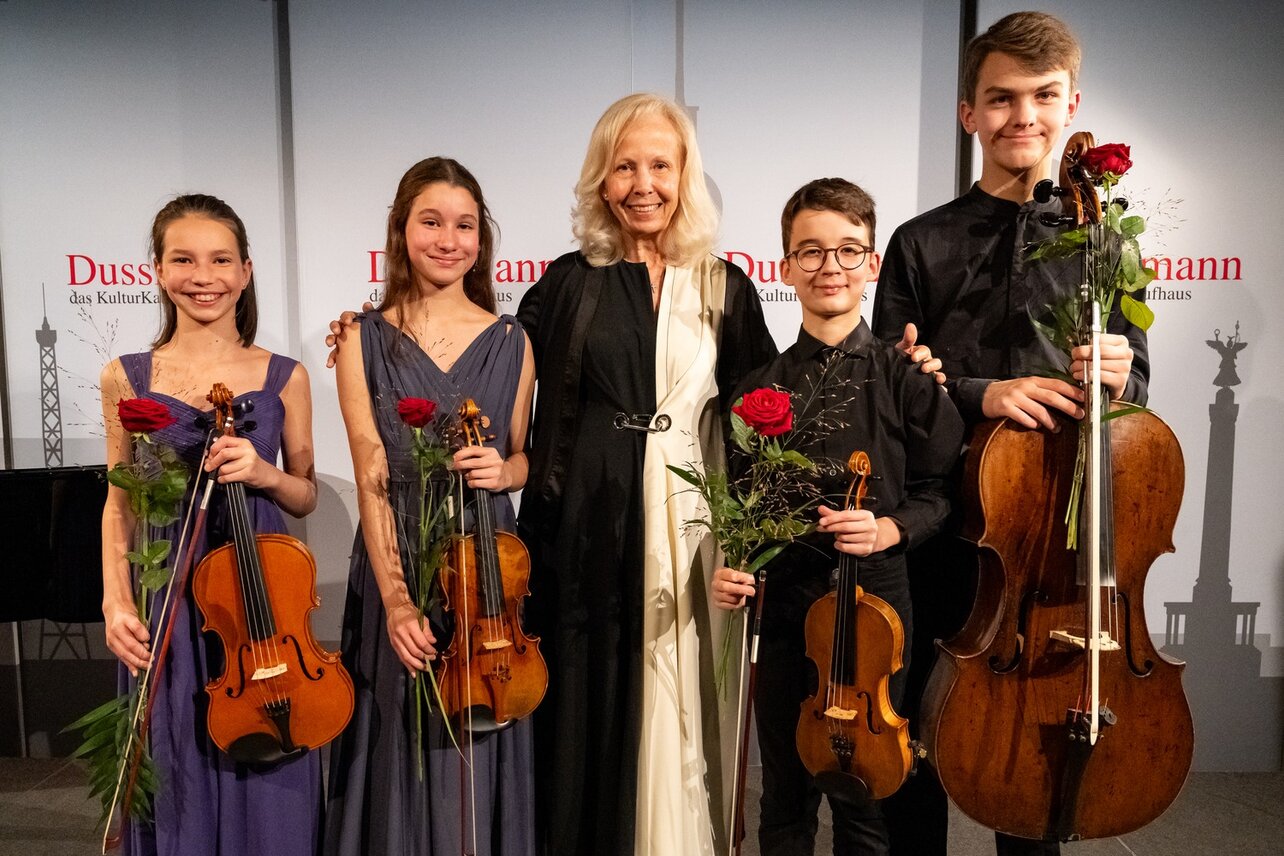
{"left": 69, "top": 398, "right": 188, "bottom": 827}
{"left": 669, "top": 386, "right": 821, "bottom": 692}
{"left": 1029, "top": 140, "right": 1156, "bottom": 546}
{"left": 396, "top": 396, "right": 459, "bottom": 776}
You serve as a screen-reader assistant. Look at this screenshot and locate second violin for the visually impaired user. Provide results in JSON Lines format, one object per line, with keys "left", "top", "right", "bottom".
{"left": 437, "top": 399, "right": 547, "bottom": 732}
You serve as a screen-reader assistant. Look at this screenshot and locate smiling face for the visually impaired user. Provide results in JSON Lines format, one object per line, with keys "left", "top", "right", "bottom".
{"left": 961, "top": 50, "right": 1079, "bottom": 189}
{"left": 782, "top": 209, "right": 880, "bottom": 328}
{"left": 603, "top": 113, "right": 683, "bottom": 256}
{"left": 155, "top": 215, "right": 251, "bottom": 327}
{"left": 403, "top": 181, "right": 480, "bottom": 292}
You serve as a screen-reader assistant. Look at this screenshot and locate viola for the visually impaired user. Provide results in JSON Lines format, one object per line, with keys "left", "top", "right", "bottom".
{"left": 795, "top": 450, "right": 913, "bottom": 800}
{"left": 437, "top": 398, "right": 547, "bottom": 732}
{"left": 920, "top": 132, "right": 1193, "bottom": 841}
{"left": 191, "top": 383, "right": 354, "bottom": 764}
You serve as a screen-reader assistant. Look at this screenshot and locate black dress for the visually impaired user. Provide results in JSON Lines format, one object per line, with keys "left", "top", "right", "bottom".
{"left": 518, "top": 252, "right": 775, "bottom": 855}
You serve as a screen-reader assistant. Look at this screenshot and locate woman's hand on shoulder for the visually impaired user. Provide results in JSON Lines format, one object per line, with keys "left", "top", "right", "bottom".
{"left": 894, "top": 322, "right": 945, "bottom": 384}
{"left": 104, "top": 601, "right": 150, "bottom": 676}
{"left": 325, "top": 301, "right": 375, "bottom": 368}
{"left": 385, "top": 601, "right": 438, "bottom": 674}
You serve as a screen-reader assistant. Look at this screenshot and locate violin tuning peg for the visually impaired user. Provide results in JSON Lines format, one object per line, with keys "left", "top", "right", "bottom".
{"left": 1112, "top": 197, "right": 1129, "bottom": 211}
{"left": 240, "top": 420, "right": 257, "bottom": 433}
{"left": 193, "top": 414, "right": 213, "bottom": 429}
{"left": 1039, "top": 213, "right": 1076, "bottom": 228}
{"left": 235, "top": 399, "right": 255, "bottom": 416}
{"left": 1033, "top": 179, "right": 1056, "bottom": 203}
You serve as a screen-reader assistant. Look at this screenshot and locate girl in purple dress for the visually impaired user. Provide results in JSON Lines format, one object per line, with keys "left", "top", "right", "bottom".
{"left": 100, "top": 194, "right": 322, "bottom": 856}
{"left": 324, "top": 157, "right": 537, "bottom": 855}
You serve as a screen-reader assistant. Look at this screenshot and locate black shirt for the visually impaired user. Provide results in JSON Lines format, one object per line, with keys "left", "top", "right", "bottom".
{"left": 733, "top": 319, "right": 965, "bottom": 630}
{"left": 872, "top": 183, "right": 1150, "bottom": 425}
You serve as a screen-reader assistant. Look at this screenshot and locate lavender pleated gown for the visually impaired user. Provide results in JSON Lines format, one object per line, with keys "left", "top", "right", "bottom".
{"left": 117, "top": 351, "right": 322, "bottom": 856}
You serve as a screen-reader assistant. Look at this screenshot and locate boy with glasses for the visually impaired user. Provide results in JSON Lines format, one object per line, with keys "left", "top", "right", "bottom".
{"left": 712, "top": 177, "right": 964, "bottom": 855}
{"left": 871, "top": 11, "right": 1149, "bottom": 856}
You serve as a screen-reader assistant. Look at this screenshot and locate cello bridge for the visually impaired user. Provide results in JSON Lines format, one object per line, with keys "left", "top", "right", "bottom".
{"left": 251, "top": 662, "right": 288, "bottom": 681}
{"left": 823, "top": 705, "right": 857, "bottom": 721}
{"left": 1048, "top": 629, "right": 1120, "bottom": 651}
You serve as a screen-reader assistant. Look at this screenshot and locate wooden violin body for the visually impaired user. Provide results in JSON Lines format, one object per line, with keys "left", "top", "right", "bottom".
{"left": 191, "top": 383, "right": 353, "bottom": 765}
{"left": 194, "top": 533, "right": 354, "bottom": 764}
{"left": 921, "top": 409, "right": 1193, "bottom": 841}
{"left": 438, "top": 399, "right": 547, "bottom": 732}
{"left": 797, "top": 582, "right": 911, "bottom": 800}
{"left": 795, "top": 450, "right": 912, "bottom": 800}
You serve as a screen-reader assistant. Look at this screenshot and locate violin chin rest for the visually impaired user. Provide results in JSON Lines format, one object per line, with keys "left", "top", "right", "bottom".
{"left": 226, "top": 731, "right": 309, "bottom": 767}
{"left": 812, "top": 771, "right": 871, "bottom": 803}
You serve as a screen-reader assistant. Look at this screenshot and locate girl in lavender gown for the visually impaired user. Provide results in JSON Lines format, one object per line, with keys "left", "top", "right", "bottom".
{"left": 323, "top": 157, "right": 537, "bottom": 855}
{"left": 100, "top": 194, "right": 322, "bottom": 856}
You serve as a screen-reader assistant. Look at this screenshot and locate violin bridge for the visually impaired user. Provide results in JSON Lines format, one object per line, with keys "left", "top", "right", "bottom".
{"left": 1048, "top": 629, "right": 1120, "bottom": 651}
{"left": 823, "top": 705, "right": 857, "bottom": 721}
{"left": 482, "top": 639, "right": 513, "bottom": 651}
{"left": 251, "top": 663, "right": 288, "bottom": 681}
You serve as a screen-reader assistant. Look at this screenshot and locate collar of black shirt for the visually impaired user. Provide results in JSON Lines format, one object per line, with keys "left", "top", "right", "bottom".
{"left": 794, "top": 317, "right": 877, "bottom": 363}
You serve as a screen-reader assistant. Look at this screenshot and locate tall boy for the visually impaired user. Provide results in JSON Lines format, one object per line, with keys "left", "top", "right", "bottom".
{"left": 871, "top": 11, "right": 1149, "bottom": 856}
{"left": 713, "top": 178, "right": 964, "bottom": 855}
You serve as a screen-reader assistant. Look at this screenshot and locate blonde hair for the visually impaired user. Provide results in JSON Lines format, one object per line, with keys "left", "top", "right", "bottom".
{"left": 572, "top": 93, "right": 718, "bottom": 267}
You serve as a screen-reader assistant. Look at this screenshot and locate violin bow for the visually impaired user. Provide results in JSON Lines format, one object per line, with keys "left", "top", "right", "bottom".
{"left": 729, "top": 561, "right": 769, "bottom": 856}
{"left": 101, "top": 425, "right": 219, "bottom": 852}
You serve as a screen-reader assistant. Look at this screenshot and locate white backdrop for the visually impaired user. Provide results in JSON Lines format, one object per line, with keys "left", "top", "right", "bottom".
{"left": 0, "top": 0, "right": 1277, "bottom": 770}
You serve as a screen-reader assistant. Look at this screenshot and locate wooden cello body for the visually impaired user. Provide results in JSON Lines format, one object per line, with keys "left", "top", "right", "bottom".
{"left": 192, "top": 384, "right": 354, "bottom": 765}
{"left": 796, "top": 451, "right": 913, "bottom": 801}
{"left": 438, "top": 399, "right": 547, "bottom": 732}
{"left": 921, "top": 408, "right": 1193, "bottom": 841}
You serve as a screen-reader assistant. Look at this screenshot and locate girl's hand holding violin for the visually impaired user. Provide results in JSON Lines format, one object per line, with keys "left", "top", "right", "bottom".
{"left": 104, "top": 602, "right": 151, "bottom": 676}
{"left": 205, "top": 435, "right": 274, "bottom": 489}
{"left": 817, "top": 505, "right": 901, "bottom": 557}
{"left": 453, "top": 445, "right": 511, "bottom": 492}
{"left": 386, "top": 601, "right": 438, "bottom": 673}
{"left": 712, "top": 567, "right": 756, "bottom": 610}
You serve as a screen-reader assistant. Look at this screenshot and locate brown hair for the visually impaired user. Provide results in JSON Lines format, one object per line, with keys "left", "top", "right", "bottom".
{"left": 379, "top": 157, "right": 498, "bottom": 318}
{"left": 960, "top": 11, "right": 1082, "bottom": 104}
{"left": 149, "top": 194, "right": 257, "bottom": 348}
{"left": 780, "top": 178, "right": 877, "bottom": 255}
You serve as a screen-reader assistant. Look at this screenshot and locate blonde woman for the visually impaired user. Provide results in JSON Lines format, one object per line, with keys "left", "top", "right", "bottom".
{"left": 516, "top": 92, "right": 776, "bottom": 856}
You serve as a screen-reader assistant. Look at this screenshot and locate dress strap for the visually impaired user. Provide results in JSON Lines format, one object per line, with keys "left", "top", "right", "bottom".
{"left": 118, "top": 352, "right": 153, "bottom": 395}
{"left": 262, "top": 353, "right": 299, "bottom": 396}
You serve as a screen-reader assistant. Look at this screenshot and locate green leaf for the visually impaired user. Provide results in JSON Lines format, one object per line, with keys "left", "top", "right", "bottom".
{"left": 778, "top": 450, "right": 815, "bottom": 470}
{"left": 1102, "top": 403, "right": 1150, "bottom": 422}
{"left": 105, "top": 468, "right": 142, "bottom": 493}
{"left": 746, "top": 542, "right": 790, "bottom": 574}
{"left": 124, "top": 551, "right": 148, "bottom": 566}
{"left": 145, "top": 540, "right": 171, "bottom": 563}
{"left": 1120, "top": 214, "right": 1146, "bottom": 239}
{"left": 1120, "top": 241, "right": 1139, "bottom": 283}
{"left": 140, "top": 565, "right": 171, "bottom": 591}
{"left": 1120, "top": 293, "right": 1154, "bottom": 331}
{"left": 63, "top": 697, "right": 125, "bottom": 733}
{"left": 666, "top": 465, "right": 703, "bottom": 488}
{"left": 1106, "top": 203, "right": 1122, "bottom": 232}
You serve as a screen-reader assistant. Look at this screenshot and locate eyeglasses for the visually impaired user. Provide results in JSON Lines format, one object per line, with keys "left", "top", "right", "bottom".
{"left": 786, "top": 243, "right": 873, "bottom": 272}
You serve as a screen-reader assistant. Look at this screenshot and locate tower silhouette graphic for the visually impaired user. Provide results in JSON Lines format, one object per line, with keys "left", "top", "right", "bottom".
{"left": 1162, "top": 323, "right": 1283, "bottom": 769}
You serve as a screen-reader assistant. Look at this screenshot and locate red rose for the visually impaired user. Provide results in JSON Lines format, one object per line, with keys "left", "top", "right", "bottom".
{"left": 1079, "top": 143, "right": 1132, "bottom": 179}
{"left": 732, "top": 388, "right": 793, "bottom": 437}
{"left": 117, "top": 398, "right": 176, "bottom": 433}
{"left": 397, "top": 397, "right": 438, "bottom": 428}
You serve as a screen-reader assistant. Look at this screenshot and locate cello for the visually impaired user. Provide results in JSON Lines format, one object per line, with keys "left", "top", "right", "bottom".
{"left": 920, "top": 133, "right": 1194, "bottom": 841}
{"left": 437, "top": 398, "right": 547, "bottom": 733}
{"left": 192, "top": 383, "right": 354, "bottom": 764}
{"left": 796, "top": 450, "right": 914, "bottom": 800}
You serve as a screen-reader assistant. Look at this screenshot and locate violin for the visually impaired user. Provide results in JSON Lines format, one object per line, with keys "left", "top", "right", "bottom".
{"left": 920, "top": 132, "right": 1193, "bottom": 841}
{"left": 796, "top": 451, "right": 912, "bottom": 800}
{"left": 191, "top": 383, "right": 354, "bottom": 764}
{"left": 437, "top": 398, "right": 547, "bottom": 732}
